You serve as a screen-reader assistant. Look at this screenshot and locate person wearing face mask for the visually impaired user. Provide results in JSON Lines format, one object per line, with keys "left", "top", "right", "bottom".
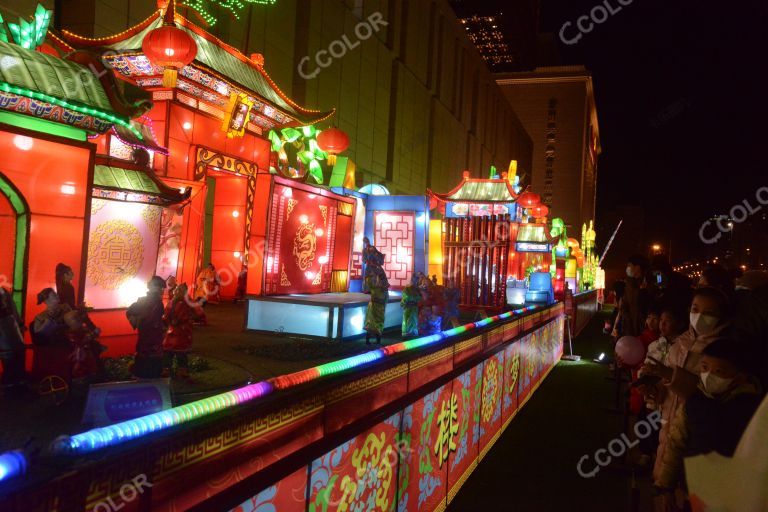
{"left": 654, "top": 339, "right": 761, "bottom": 509}
{"left": 642, "top": 287, "right": 732, "bottom": 495}
{"left": 615, "top": 255, "right": 652, "bottom": 339}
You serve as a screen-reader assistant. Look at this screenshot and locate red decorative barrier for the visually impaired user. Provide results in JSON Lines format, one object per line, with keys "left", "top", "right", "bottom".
{"left": 0, "top": 304, "right": 565, "bottom": 512}
{"left": 568, "top": 289, "right": 599, "bottom": 336}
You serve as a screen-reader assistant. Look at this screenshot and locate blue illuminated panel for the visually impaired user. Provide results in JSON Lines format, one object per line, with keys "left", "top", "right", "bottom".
{"left": 339, "top": 303, "right": 403, "bottom": 338}
{"left": 247, "top": 300, "right": 331, "bottom": 337}
{"left": 516, "top": 242, "right": 551, "bottom": 252}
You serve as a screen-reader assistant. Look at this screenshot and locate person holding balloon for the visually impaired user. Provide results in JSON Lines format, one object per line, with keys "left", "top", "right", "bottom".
{"left": 616, "top": 308, "right": 662, "bottom": 415}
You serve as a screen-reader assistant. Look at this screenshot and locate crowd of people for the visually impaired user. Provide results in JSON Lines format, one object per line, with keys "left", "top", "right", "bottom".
{"left": 609, "top": 254, "right": 767, "bottom": 511}
{"left": 0, "top": 261, "right": 236, "bottom": 394}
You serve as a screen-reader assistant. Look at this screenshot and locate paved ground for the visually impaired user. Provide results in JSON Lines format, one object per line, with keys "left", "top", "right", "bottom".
{"left": 0, "top": 302, "right": 412, "bottom": 453}
{"left": 448, "top": 311, "right": 652, "bottom": 512}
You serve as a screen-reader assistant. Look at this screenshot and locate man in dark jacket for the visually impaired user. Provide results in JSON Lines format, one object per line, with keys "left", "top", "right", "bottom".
{"left": 127, "top": 276, "right": 167, "bottom": 378}
{"left": 619, "top": 255, "right": 651, "bottom": 337}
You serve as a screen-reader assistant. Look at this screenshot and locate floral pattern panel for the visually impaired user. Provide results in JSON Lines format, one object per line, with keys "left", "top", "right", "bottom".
{"left": 517, "top": 333, "right": 535, "bottom": 406}
{"left": 502, "top": 341, "right": 521, "bottom": 424}
{"left": 309, "top": 412, "right": 402, "bottom": 512}
{"left": 231, "top": 467, "right": 307, "bottom": 512}
{"left": 397, "top": 383, "right": 451, "bottom": 512}
{"left": 155, "top": 207, "right": 183, "bottom": 280}
{"left": 478, "top": 351, "right": 505, "bottom": 457}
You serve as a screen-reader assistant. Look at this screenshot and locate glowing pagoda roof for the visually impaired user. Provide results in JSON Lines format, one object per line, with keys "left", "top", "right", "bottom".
{"left": 0, "top": 40, "right": 112, "bottom": 111}
{"left": 0, "top": 39, "right": 147, "bottom": 136}
{"left": 56, "top": 10, "right": 334, "bottom": 127}
{"left": 429, "top": 174, "right": 519, "bottom": 203}
{"left": 93, "top": 164, "right": 189, "bottom": 205}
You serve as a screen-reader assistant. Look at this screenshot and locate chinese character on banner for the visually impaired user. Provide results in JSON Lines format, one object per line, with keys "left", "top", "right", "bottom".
{"left": 434, "top": 393, "right": 459, "bottom": 467}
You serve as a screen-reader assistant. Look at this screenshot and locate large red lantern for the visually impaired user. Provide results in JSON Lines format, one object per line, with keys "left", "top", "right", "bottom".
{"left": 517, "top": 191, "right": 540, "bottom": 209}
{"left": 317, "top": 127, "right": 349, "bottom": 165}
{"left": 142, "top": 2, "right": 197, "bottom": 88}
{"left": 531, "top": 204, "right": 549, "bottom": 219}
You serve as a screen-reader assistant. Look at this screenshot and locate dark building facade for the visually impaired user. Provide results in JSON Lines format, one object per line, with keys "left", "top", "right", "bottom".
{"left": 8, "top": 0, "right": 534, "bottom": 195}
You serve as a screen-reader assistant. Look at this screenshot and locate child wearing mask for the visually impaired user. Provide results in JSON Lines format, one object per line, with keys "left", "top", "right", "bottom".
{"left": 642, "top": 287, "right": 732, "bottom": 490}
{"left": 640, "top": 307, "right": 689, "bottom": 408}
{"left": 655, "top": 339, "right": 761, "bottom": 507}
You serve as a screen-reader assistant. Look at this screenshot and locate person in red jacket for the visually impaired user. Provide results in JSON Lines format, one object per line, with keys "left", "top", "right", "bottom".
{"left": 620, "top": 308, "right": 661, "bottom": 415}
{"left": 162, "top": 283, "right": 194, "bottom": 379}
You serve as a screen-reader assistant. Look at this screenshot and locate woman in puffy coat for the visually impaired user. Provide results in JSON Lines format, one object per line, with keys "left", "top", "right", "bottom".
{"left": 162, "top": 283, "right": 194, "bottom": 378}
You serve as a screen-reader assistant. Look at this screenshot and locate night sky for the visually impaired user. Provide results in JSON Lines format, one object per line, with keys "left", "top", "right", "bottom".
{"left": 495, "top": 0, "right": 768, "bottom": 265}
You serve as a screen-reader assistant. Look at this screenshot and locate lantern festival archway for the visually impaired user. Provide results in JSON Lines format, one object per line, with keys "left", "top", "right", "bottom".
{"left": 0, "top": 171, "right": 30, "bottom": 316}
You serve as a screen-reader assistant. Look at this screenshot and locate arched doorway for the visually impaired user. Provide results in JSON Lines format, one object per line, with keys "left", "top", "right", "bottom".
{"left": 0, "top": 172, "right": 30, "bottom": 317}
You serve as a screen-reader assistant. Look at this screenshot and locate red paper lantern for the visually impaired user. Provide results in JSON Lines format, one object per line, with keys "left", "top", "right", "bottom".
{"left": 517, "top": 191, "right": 540, "bottom": 209}
{"left": 142, "top": 3, "right": 197, "bottom": 88}
{"left": 317, "top": 127, "right": 350, "bottom": 165}
{"left": 531, "top": 204, "right": 549, "bottom": 218}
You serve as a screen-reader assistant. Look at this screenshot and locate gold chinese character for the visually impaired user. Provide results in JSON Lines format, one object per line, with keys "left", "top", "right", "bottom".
{"left": 434, "top": 393, "right": 459, "bottom": 466}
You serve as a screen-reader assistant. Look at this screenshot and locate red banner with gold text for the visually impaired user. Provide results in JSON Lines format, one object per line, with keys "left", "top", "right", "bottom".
{"left": 264, "top": 183, "right": 338, "bottom": 294}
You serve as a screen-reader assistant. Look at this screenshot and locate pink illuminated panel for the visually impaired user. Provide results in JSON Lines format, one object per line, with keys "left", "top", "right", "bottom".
{"left": 374, "top": 211, "right": 414, "bottom": 289}
{"left": 84, "top": 200, "right": 162, "bottom": 309}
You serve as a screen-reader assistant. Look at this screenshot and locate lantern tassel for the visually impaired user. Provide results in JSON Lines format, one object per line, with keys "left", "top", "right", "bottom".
{"left": 327, "top": 154, "right": 337, "bottom": 166}
{"left": 162, "top": 68, "right": 178, "bottom": 88}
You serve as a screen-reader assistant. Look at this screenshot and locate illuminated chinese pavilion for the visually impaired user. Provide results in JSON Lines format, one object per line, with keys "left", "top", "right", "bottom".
{"left": 41, "top": 1, "right": 348, "bottom": 350}
{"left": 0, "top": 5, "right": 189, "bottom": 348}
{"left": 429, "top": 171, "right": 546, "bottom": 309}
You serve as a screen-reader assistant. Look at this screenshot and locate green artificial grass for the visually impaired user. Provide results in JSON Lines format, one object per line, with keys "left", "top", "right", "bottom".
{"left": 448, "top": 312, "right": 631, "bottom": 512}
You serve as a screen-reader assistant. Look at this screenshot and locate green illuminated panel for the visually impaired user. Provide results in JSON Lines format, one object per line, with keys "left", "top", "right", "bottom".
{"left": 0, "top": 177, "right": 28, "bottom": 315}
{"left": 0, "top": 111, "right": 86, "bottom": 141}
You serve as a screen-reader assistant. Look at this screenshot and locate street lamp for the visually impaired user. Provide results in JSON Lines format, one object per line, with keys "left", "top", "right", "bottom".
{"left": 651, "top": 244, "right": 662, "bottom": 254}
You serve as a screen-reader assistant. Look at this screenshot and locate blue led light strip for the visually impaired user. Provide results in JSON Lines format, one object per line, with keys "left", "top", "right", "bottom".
{"left": 0, "top": 450, "right": 27, "bottom": 483}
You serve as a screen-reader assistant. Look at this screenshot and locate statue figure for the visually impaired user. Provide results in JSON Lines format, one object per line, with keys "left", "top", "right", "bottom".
{"left": 400, "top": 274, "right": 422, "bottom": 337}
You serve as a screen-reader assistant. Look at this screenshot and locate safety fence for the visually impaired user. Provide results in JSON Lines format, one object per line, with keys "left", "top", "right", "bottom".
{"left": 0, "top": 303, "right": 567, "bottom": 512}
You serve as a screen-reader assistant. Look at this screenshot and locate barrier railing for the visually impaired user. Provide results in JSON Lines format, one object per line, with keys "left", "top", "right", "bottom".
{"left": 0, "top": 303, "right": 566, "bottom": 512}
